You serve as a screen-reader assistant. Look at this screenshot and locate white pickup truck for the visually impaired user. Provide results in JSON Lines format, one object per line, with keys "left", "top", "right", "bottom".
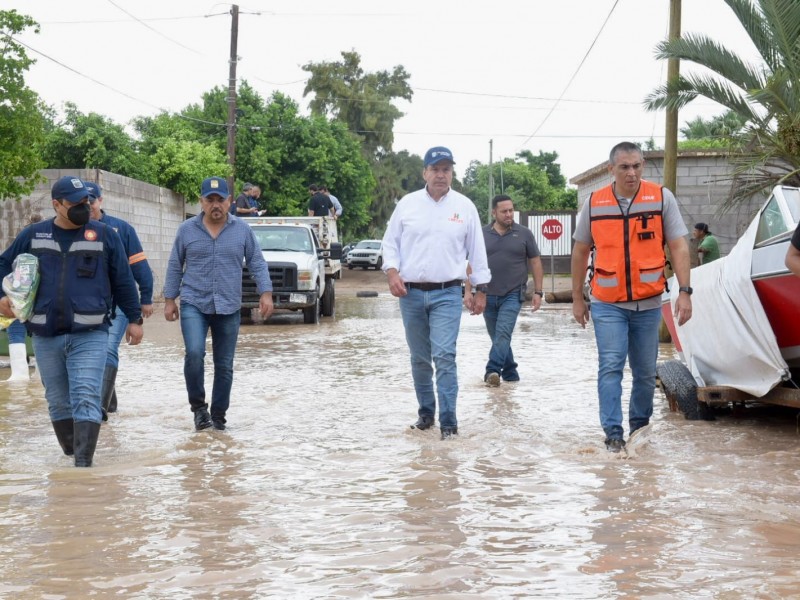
{"left": 241, "top": 216, "right": 342, "bottom": 323}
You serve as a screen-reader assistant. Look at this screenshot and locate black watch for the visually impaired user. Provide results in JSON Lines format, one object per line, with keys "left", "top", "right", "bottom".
{"left": 678, "top": 286, "right": 693, "bottom": 295}
{"left": 133, "top": 317, "right": 144, "bottom": 325}
{"left": 534, "top": 290, "right": 544, "bottom": 297}
{"left": 475, "top": 285, "right": 488, "bottom": 294}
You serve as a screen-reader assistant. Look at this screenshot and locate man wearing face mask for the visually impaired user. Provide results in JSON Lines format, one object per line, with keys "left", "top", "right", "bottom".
{"left": 0, "top": 176, "right": 143, "bottom": 467}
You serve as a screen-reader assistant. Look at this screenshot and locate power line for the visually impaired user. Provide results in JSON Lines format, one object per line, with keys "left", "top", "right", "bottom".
{"left": 106, "top": 0, "right": 205, "bottom": 55}
{"left": 519, "top": 0, "right": 620, "bottom": 148}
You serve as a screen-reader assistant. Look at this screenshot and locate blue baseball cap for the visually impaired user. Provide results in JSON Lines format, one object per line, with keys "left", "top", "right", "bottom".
{"left": 51, "top": 176, "right": 91, "bottom": 204}
{"left": 84, "top": 181, "right": 102, "bottom": 201}
{"left": 201, "top": 177, "right": 229, "bottom": 198}
{"left": 423, "top": 146, "right": 455, "bottom": 167}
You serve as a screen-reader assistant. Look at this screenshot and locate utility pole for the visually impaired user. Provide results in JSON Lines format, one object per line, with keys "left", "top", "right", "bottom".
{"left": 225, "top": 4, "right": 239, "bottom": 195}
{"left": 488, "top": 139, "right": 494, "bottom": 224}
{"left": 664, "top": 0, "right": 681, "bottom": 192}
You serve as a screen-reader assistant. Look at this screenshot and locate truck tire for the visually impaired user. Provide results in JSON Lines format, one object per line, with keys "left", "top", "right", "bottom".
{"left": 656, "top": 360, "right": 714, "bottom": 421}
{"left": 303, "top": 295, "right": 320, "bottom": 324}
{"left": 321, "top": 278, "right": 335, "bottom": 317}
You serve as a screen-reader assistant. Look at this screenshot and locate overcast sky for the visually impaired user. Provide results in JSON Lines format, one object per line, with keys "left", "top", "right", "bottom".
{"left": 7, "top": 0, "right": 758, "bottom": 182}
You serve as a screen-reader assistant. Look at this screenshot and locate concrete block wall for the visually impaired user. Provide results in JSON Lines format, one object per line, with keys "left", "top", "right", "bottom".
{"left": 0, "top": 169, "right": 187, "bottom": 301}
{"left": 570, "top": 151, "right": 767, "bottom": 267}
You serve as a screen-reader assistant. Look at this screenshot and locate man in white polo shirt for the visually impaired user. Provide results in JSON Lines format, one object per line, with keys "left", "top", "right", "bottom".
{"left": 382, "top": 146, "right": 491, "bottom": 440}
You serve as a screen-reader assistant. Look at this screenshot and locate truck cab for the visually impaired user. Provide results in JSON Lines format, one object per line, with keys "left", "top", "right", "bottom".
{"left": 241, "top": 217, "right": 342, "bottom": 323}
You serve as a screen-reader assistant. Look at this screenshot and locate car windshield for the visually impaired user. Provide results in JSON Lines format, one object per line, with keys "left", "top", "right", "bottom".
{"left": 356, "top": 241, "right": 381, "bottom": 250}
{"left": 251, "top": 226, "right": 313, "bottom": 254}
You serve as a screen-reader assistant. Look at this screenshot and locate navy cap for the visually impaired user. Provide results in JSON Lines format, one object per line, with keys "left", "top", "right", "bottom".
{"left": 201, "top": 177, "right": 229, "bottom": 198}
{"left": 51, "top": 176, "right": 91, "bottom": 204}
{"left": 84, "top": 181, "right": 102, "bottom": 200}
{"left": 423, "top": 146, "right": 455, "bottom": 167}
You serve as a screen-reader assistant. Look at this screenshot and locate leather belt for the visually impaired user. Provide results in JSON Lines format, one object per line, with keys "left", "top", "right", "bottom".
{"left": 406, "top": 279, "right": 462, "bottom": 291}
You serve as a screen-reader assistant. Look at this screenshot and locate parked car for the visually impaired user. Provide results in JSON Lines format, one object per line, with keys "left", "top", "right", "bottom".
{"left": 341, "top": 242, "right": 356, "bottom": 264}
{"left": 347, "top": 239, "right": 383, "bottom": 270}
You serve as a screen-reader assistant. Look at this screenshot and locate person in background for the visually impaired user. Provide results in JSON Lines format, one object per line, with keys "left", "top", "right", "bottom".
{"left": 163, "top": 177, "right": 274, "bottom": 432}
{"left": 85, "top": 181, "right": 154, "bottom": 419}
{"left": 0, "top": 176, "right": 143, "bottom": 467}
{"left": 693, "top": 222, "right": 721, "bottom": 265}
{"left": 465, "top": 194, "right": 544, "bottom": 386}
{"left": 232, "top": 183, "right": 255, "bottom": 216}
{"left": 382, "top": 146, "right": 490, "bottom": 440}
{"left": 320, "top": 185, "right": 342, "bottom": 219}
{"left": 307, "top": 184, "right": 334, "bottom": 217}
{"left": 786, "top": 221, "right": 800, "bottom": 277}
{"left": 571, "top": 142, "right": 692, "bottom": 453}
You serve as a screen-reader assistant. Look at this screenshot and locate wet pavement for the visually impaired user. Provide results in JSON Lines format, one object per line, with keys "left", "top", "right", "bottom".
{"left": 1, "top": 286, "right": 800, "bottom": 599}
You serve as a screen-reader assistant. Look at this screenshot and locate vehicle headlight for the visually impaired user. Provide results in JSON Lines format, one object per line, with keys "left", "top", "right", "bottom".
{"left": 297, "top": 270, "right": 313, "bottom": 290}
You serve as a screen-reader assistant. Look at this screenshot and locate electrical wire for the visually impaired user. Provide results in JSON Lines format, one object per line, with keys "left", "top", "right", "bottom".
{"left": 106, "top": 0, "right": 205, "bottom": 55}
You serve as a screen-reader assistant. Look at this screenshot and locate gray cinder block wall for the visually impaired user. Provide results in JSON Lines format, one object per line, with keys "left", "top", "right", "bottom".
{"left": 570, "top": 151, "right": 767, "bottom": 267}
{"left": 0, "top": 169, "right": 191, "bottom": 301}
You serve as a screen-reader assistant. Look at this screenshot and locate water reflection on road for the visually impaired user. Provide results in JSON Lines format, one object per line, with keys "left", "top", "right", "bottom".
{"left": 1, "top": 294, "right": 799, "bottom": 598}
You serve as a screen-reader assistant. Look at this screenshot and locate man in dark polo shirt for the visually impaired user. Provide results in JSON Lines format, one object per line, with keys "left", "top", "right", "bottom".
{"left": 466, "top": 194, "right": 544, "bottom": 386}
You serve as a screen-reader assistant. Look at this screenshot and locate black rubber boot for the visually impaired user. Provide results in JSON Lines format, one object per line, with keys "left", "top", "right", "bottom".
{"left": 108, "top": 388, "right": 118, "bottom": 413}
{"left": 73, "top": 421, "right": 101, "bottom": 467}
{"left": 100, "top": 365, "right": 118, "bottom": 421}
{"left": 51, "top": 419, "right": 74, "bottom": 456}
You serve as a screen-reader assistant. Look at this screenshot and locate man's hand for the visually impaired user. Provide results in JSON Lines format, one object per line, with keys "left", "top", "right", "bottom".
{"left": 125, "top": 323, "right": 143, "bottom": 345}
{"left": 0, "top": 296, "right": 13, "bottom": 318}
{"left": 259, "top": 292, "right": 274, "bottom": 319}
{"left": 531, "top": 294, "right": 543, "bottom": 312}
{"left": 464, "top": 292, "right": 475, "bottom": 313}
{"left": 164, "top": 298, "right": 179, "bottom": 322}
{"left": 674, "top": 294, "right": 692, "bottom": 326}
{"left": 471, "top": 292, "right": 487, "bottom": 316}
{"left": 141, "top": 303, "right": 154, "bottom": 318}
{"left": 572, "top": 296, "right": 590, "bottom": 328}
{"left": 387, "top": 269, "right": 407, "bottom": 297}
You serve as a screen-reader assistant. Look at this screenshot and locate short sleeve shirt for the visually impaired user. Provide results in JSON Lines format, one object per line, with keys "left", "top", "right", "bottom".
{"left": 483, "top": 222, "right": 540, "bottom": 296}
{"left": 308, "top": 193, "right": 333, "bottom": 216}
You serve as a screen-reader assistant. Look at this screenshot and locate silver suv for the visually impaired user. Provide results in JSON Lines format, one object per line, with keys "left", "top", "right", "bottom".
{"left": 347, "top": 239, "right": 383, "bottom": 270}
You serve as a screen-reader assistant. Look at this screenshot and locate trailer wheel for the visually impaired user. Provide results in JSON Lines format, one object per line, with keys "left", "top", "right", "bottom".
{"left": 321, "top": 278, "right": 335, "bottom": 317}
{"left": 656, "top": 360, "right": 714, "bottom": 421}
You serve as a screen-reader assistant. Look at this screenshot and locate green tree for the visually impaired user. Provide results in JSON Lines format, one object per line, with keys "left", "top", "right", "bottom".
{"left": 42, "top": 102, "right": 145, "bottom": 179}
{"left": 645, "top": 0, "right": 800, "bottom": 199}
{"left": 0, "top": 10, "right": 46, "bottom": 199}
{"left": 302, "top": 50, "right": 413, "bottom": 158}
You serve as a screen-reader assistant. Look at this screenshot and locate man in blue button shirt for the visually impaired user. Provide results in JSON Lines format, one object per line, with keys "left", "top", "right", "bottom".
{"left": 164, "top": 177, "right": 274, "bottom": 432}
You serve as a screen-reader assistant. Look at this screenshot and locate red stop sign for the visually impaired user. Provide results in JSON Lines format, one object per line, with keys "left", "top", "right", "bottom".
{"left": 541, "top": 218, "right": 563, "bottom": 241}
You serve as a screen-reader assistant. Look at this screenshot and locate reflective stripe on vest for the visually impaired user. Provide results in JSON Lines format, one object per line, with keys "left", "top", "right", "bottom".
{"left": 589, "top": 180, "right": 666, "bottom": 302}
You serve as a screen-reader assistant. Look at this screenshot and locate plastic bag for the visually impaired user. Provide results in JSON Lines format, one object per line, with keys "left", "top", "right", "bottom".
{"left": 0, "top": 253, "right": 40, "bottom": 330}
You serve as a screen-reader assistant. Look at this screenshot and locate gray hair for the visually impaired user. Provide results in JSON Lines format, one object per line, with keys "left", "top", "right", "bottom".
{"left": 609, "top": 141, "right": 642, "bottom": 165}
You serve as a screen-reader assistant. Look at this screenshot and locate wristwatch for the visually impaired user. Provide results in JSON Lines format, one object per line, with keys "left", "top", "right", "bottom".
{"left": 134, "top": 317, "right": 144, "bottom": 325}
{"left": 678, "top": 286, "right": 693, "bottom": 295}
{"left": 534, "top": 290, "right": 544, "bottom": 297}
{"left": 475, "top": 285, "right": 488, "bottom": 294}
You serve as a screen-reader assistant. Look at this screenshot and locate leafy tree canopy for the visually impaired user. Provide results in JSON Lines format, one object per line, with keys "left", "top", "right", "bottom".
{"left": 0, "top": 9, "right": 46, "bottom": 199}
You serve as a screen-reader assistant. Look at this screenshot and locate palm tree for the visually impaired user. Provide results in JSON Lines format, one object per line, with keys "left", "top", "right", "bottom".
{"left": 645, "top": 0, "right": 800, "bottom": 201}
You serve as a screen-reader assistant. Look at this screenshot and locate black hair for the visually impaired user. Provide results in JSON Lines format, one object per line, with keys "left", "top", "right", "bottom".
{"left": 491, "top": 194, "right": 513, "bottom": 209}
{"left": 694, "top": 222, "right": 710, "bottom": 234}
{"left": 609, "top": 141, "right": 643, "bottom": 164}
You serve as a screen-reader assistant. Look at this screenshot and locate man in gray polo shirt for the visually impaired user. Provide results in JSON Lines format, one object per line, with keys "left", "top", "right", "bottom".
{"left": 466, "top": 194, "right": 544, "bottom": 386}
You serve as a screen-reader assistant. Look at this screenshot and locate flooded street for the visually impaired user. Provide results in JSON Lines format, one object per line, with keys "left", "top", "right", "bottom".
{"left": 1, "top": 273, "right": 799, "bottom": 599}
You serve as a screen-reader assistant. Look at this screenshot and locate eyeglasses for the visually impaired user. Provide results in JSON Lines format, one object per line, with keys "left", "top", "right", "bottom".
{"left": 203, "top": 196, "right": 228, "bottom": 203}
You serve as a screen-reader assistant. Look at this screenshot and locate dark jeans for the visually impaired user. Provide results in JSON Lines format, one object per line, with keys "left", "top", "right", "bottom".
{"left": 179, "top": 303, "right": 240, "bottom": 419}
{"left": 482, "top": 290, "right": 523, "bottom": 381}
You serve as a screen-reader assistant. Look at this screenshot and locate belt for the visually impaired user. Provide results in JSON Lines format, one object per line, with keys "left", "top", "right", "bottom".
{"left": 406, "top": 279, "right": 462, "bottom": 291}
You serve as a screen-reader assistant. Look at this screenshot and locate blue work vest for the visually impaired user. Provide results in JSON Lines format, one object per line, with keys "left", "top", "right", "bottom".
{"left": 27, "top": 220, "right": 112, "bottom": 336}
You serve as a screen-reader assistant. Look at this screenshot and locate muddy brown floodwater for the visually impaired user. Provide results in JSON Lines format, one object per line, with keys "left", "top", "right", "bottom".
{"left": 1, "top": 269, "right": 799, "bottom": 599}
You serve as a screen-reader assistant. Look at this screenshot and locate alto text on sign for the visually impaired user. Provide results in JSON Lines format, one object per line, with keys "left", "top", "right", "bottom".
{"left": 541, "top": 218, "right": 563, "bottom": 241}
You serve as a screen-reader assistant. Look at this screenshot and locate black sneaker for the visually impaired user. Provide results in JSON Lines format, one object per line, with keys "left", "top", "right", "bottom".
{"left": 440, "top": 426, "right": 458, "bottom": 440}
{"left": 605, "top": 438, "right": 626, "bottom": 453}
{"left": 194, "top": 408, "right": 212, "bottom": 431}
{"left": 411, "top": 415, "right": 435, "bottom": 430}
{"left": 212, "top": 418, "right": 226, "bottom": 431}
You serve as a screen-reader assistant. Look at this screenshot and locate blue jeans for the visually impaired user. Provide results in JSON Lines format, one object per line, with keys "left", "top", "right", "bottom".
{"left": 483, "top": 290, "right": 522, "bottom": 380}
{"left": 7, "top": 320, "right": 26, "bottom": 344}
{"left": 105, "top": 312, "right": 128, "bottom": 367}
{"left": 32, "top": 330, "right": 108, "bottom": 423}
{"left": 180, "top": 302, "right": 240, "bottom": 419}
{"left": 590, "top": 301, "right": 662, "bottom": 440}
{"left": 399, "top": 286, "right": 463, "bottom": 429}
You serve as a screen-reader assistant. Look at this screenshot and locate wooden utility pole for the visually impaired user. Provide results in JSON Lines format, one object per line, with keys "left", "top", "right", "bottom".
{"left": 664, "top": 0, "right": 681, "bottom": 191}
{"left": 660, "top": 0, "right": 681, "bottom": 343}
{"left": 225, "top": 4, "right": 240, "bottom": 194}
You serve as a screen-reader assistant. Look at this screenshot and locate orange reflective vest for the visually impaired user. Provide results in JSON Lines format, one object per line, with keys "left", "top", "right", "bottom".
{"left": 589, "top": 180, "right": 666, "bottom": 302}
